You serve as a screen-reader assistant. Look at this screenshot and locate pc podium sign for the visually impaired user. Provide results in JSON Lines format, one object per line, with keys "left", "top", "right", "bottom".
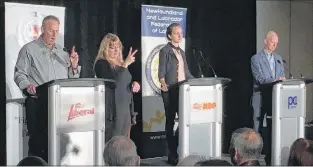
{"left": 287, "top": 96, "right": 298, "bottom": 109}
{"left": 272, "top": 79, "right": 307, "bottom": 165}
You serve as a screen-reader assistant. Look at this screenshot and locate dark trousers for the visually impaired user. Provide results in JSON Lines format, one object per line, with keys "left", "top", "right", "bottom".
{"left": 25, "top": 96, "right": 48, "bottom": 162}
{"left": 260, "top": 91, "right": 272, "bottom": 166}
{"left": 261, "top": 119, "right": 272, "bottom": 165}
{"left": 161, "top": 87, "right": 179, "bottom": 158}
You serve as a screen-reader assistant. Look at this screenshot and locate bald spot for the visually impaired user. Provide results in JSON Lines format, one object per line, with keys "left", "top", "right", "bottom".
{"left": 111, "top": 136, "right": 133, "bottom": 150}
{"left": 265, "top": 31, "right": 278, "bottom": 40}
{"left": 242, "top": 131, "right": 261, "bottom": 144}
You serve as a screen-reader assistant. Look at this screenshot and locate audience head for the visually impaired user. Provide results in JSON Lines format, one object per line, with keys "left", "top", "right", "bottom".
{"left": 166, "top": 23, "right": 183, "bottom": 45}
{"left": 96, "top": 33, "right": 123, "bottom": 66}
{"left": 103, "top": 136, "right": 140, "bottom": 166}
{"left": 264, "top": 31, "right": 279, "bottom": 53}
{"left": 288, "top": 138, "right": 313, "bottom": 166}
{"left": 177, "top": 154, "right": 207, "bottom": 166}
{"left": 195, "top": 159, "right": 232, "bottom": 166}
{"left": 41, "top": 15, "right": 60, "bottom": 47}
{"left": 229, "top": 127, "right": 263, "bottom": 165}
{"left": 17, "top": 156, "right": 48, "bottom": 166}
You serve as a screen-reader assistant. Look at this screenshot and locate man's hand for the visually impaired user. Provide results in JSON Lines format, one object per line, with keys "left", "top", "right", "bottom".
{"left": 70, "top": 46, "right": 79, "bottom": 69}
{"left": 27, "top": 84, "right": 36, "bottom": 95}
{"left": 279, "top": 76, "right": 286, "bottom": 80}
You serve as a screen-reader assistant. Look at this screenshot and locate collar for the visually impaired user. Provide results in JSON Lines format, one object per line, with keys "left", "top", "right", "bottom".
{"left": 38, "top": 35, "right": 57, "bottom": 50}
{"left": 168, "top": 42, "right": 180, "bottom": 51}
{"left": 264, "top": 49, "right": 273, "bottom": 56}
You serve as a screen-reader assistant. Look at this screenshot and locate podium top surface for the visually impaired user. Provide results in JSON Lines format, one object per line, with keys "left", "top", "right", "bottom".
{"left": 37, "top": 78, "right": 116, "bottom": 89}
{"left": 278, "top": 78, "right": 313, "bottom": 85}
{"left": 291, "top": 78, "right": 313, "bottom": 84}
{"left": 181, "top": 77, "right": 231, "bottom": 86}
{"left": 259, "top": 78, "right": 313, "bottom": 90}
{"left": 6, "top": 98, "right": 25, "bottom": 104}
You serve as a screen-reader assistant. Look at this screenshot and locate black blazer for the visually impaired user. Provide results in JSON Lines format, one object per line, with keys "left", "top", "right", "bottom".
{"left": 158, "top": 43, "right": 194, "bottom": 87}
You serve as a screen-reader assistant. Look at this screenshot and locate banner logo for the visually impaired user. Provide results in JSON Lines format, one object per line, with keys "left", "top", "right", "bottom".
{"left": 17, "top": 11, "right": 45, "bottom": 47}
{"left": 143, "top": 110, "right": 165, "bottom": 132}
{"left": 145, "top": 44, "right": 166, "bottom": 94}
{"left": 68, "top": 103, "right": 95, "bottom": 121}
{"left": 288, "top": 96, "right": 297, "bottom": 109}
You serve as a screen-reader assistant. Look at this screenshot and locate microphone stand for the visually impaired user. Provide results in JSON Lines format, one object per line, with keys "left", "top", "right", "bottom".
{"left": 199, "top": 51, "right": 217, "bottom": 78}
{"left": 192, "top": 49, "right": 204, "bottom": 78}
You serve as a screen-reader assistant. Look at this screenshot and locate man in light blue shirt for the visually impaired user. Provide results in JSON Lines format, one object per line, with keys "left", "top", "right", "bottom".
{"left": 14, "top": 15, "right": 80, "bottom": 162}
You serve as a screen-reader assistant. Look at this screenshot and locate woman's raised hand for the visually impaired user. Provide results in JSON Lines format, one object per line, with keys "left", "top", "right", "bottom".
{"left": 123, "top": 47, "right": 138, "bottom": 68}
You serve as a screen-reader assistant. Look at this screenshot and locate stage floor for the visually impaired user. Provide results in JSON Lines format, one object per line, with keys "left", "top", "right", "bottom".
{"left": 140, "top": 154, "right": 266, "bottom": 166}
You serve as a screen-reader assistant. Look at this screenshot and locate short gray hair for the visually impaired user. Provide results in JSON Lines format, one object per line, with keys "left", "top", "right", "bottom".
{"left": 103, "top": 136, "right": 139, "bottom": 166}
{"left": 230, "top": 127, "right": 263, "bottom": 159}
{"left": 178, "top": 154, "right": 208, "bottom": 166}
{"left": 42, "top": 15, "right": 60, "bottom": 25}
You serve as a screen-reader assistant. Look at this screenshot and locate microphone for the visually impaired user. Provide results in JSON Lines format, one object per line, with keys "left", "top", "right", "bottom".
{"left": 280, "top": 60, "right": 293, "bottom": 79}
{"left": 193, "top": 49, "right": 204, "bottom": 78}
{"left": 297, "top": 69, "right": 304, "bottom": 78}
{"left": 199, "top": 50, "right": 217, "bottom": 77}
{"left": 63, "top": 47, "right": 77, "bottom": 68}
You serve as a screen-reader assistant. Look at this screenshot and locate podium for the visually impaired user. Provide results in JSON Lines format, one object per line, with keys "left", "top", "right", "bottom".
{"left": 260, "top": 78, "right": 313, "bottom": 165}
{"left": 178, "top": 77, "right": 231, "bottom": 161}
{"left": 36, "top": 78, "right": 116, "bottom": 165}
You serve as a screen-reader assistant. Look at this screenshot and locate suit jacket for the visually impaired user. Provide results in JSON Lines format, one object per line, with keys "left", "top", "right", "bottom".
{"left": 251, "top": 50, "right": 285, "bottom": 113}
{"left": 158, "top": 43, "right": 194, "bottom": 87}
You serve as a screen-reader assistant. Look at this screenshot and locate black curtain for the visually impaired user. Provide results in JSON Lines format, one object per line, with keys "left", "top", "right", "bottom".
{"left": 0, "top": 0, "right": 256, "bottom": 164}
{"left": 64, "top": 1, "right": 256, "bottom": 154}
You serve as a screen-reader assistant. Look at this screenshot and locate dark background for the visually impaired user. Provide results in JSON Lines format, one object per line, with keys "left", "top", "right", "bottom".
{"left": 0, "top": 0, "right": 256, "bottom": 164}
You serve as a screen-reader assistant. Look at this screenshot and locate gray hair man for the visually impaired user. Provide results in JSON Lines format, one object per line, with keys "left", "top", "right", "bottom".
{"left": 14, "top": 15, "right": 80, "bottom": 162}
{"left": 229, "top": 128, "right": 263, "bottom": 166}
{"left": 103, "top": 136, "right": 140, "bottom": 166}
{"left": 177, "top": 154, "right": 207, "bottom": 166}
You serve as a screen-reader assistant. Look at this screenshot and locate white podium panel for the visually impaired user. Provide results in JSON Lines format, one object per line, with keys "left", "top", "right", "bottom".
{"left": 178, "top": 83, "right": 223, "bottom": 161}
{"left": 44, "top": 79, "right": 115, "bottom": 166}
{"left": 6, "top": 98, "right": 28, "bottom": 165}
{"left": 272, "top": 80, "right": 306, "bottom": 166}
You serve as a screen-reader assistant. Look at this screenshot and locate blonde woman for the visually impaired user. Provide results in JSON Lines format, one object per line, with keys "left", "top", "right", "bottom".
{"left": 94, "top": 33, "right": 140, "bottom": 138}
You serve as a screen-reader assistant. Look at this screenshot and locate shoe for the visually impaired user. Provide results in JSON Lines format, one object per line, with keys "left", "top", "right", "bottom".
{"left": 167, "top": 155, "right": 178, "bottom": 166}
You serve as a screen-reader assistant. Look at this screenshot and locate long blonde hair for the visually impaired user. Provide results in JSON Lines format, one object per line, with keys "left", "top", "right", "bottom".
{"left": 94, "top": 33, "right": 124, "bottom": 67}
